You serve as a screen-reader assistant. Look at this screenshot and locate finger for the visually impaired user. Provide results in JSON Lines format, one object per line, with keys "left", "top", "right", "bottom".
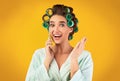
{"left": 76, "top": 42, "right": 81, "bottom": 48}
{"left": 46, "top": 45, "right": 52, "bottom": 51}
{"left": 47, "top": 42, "right": 52, "bottom": 46}
{"left": 84, "top": 37, "right": 87, "bottom": 42}
{"left": 47, "top": 37, "right": 52, "bottom": 42}
{"left": 48, "top": 33, "right": 52, "bottom": 40}
{"left": 48, "top": 33, "right": 50, "bottom": 39}
{"left": 47, "top": 34, "right": 53, "bottom": 43}
{"left": 82, "top": 37, "right": 87, "bottom": 43}
{"left": 46, "top": 37, "right": 53, "bottom": 46}
{"left": 71, "top": 42, "right": 81, "bottom": 53}
{"left": 48, "top": 45, "right": 55, "bottom": 54}
{"left": 46, "top": 42, "right": 52, "bottom": 46}
{"left": 76, "top": 37, "right": 86, "bottom": 48}
{"left": 78, "top": 37, "right": 87, "bottom": 48}
{"left": 74, "top": 37, "right": 85, "bottom": 49}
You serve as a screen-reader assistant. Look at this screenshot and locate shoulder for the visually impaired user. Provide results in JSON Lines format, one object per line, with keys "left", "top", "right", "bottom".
{"left": 34, "top": 48, "right": 46, "bottom": 55}
{"left": 81, "top": 50, "right": 92, "bottom": 58}
{"left": 32, "top": 47, "right": 46, "bottom": 60}
{"left": 28, "top": 48, "right": 46, "bottom": 69}
{"left": 78, "top": 50, "right": 93, "bottom": 69}
{"left": 78, "top": 50, "right": 93, "bottom": 64}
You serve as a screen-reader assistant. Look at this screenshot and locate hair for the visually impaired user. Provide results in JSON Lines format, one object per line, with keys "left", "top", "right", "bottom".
{"left": 42, "top": 4, "right": 78, "bottom": 40}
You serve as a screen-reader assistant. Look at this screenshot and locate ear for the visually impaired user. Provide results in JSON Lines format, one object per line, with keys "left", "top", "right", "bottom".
{"left": 69, "top": 27, "right": 73, "bottom": 33}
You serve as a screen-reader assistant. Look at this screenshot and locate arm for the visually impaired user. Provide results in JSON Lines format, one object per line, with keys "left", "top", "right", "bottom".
{"left": 70, "top": 52, "right": 93, "bottom": 81}
{"left": 25, "top": 50, "right": 50, "bottom": 81}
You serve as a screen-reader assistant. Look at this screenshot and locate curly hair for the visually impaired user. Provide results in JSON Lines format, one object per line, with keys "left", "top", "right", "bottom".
{"left": 42, "top": 4, "right": 78, "bottom": 40}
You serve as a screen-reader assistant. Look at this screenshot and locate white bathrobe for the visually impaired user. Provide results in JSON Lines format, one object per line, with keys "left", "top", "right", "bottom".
{"left": 25, "top": 48, "right": 93, "bottom": 81}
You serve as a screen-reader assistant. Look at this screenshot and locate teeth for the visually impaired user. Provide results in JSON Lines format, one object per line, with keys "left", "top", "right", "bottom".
{"left": 54, "top": 35, "right": 61, "bottom": 36}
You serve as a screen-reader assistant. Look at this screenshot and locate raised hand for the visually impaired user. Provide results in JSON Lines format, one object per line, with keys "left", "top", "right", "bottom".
{"left": 44, "top": 35, "right": 55, "bottom": 71}
{"left": 70, "top": 37, "right": 87, "bottom": 78}
{"left": 71, "top": 37, "right": 87, "bottom": 59}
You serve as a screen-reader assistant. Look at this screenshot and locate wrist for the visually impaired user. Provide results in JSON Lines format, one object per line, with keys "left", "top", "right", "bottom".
{"left": 44, "top": 59, "right": 51, "bottom": 71}
{"left": 70, "top": 59, "right": 79, "bottom": 78}
{"left": 71, "top": 57, "right": 78, "bottom": 62}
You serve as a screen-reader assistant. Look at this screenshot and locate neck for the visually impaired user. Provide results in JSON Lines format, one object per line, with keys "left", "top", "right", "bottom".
{"left": 53, "top": 41, "right": 73, "bottom": 54}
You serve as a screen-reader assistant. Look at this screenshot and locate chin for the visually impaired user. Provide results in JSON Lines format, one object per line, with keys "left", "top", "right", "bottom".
{"left": 52, "top": 36, "right": 66, "bottom": 44}
{"left": 54, "top": 40, "right": 61, "bottom": 44}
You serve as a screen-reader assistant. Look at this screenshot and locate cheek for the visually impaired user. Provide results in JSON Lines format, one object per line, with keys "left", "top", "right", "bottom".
{"left": 62, "top": 30, "right": 70, "bottom": 37}
{"left": 48, "top": 28, "right": 53, "bottom": 33}
{"left": 62, "top": 28, "right": 71, "bottom": 34}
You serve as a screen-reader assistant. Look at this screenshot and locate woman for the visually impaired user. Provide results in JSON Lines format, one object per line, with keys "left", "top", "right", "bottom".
{"left": 26, "top": 4, "right": 93, "bottom": 81}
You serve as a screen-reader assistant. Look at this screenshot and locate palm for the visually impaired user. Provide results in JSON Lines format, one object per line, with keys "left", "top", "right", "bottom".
{"left": 71, "top": 37, "right": 86, "bottom": 59}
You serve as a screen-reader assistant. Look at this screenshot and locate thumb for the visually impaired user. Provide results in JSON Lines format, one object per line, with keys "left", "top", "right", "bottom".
{"left": 49, "top": 45, "right": 55, "bottom": 53}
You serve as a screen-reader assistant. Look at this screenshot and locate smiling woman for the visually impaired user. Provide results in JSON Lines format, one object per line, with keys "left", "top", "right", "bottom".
{"left": 49, "top": 15, "right": 73, "bottom": 44}
{"left": 25, "top": 4, "right": 93, "bottom": 81}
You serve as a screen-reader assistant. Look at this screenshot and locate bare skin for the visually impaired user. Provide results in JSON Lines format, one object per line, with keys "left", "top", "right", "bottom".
{"left": 44, "top": 15, "right": 86, "bottom": 79}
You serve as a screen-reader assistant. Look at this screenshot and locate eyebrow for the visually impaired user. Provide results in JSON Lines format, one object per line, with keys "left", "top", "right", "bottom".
{"left": 59, "top": 21, "right": 66, "bottom": 23}
{"left": 50, "top": 21, "right": 54, "bottom": 23}
{"left": 50, "top": 21, "right": 66, "bottom": 23}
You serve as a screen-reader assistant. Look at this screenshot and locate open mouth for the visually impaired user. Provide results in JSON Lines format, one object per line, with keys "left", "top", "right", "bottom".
{"left": 53, "top": 34, "right": 62, "bottom": 40}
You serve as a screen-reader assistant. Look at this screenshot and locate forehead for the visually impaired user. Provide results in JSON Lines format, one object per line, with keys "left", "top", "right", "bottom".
{"left": 50, "top": 15, "right": 67, "bottom": 23}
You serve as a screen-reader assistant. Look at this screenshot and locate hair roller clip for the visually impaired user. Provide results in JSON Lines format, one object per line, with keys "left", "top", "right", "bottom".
{"left": 42, "top": 22, "right": 49, "bottom": 29}
{"left": 66, "top": 13, "right": 73, "bottom": 21}
{"left": 68, "top": 35, "right": 73, "bottom": 40}
{"left": 74, "top": 27, "right": 78, "bottom": 33}
{"left": 66, "top": 7, "right": 71, "bottom": 13}
{"left": 75, "top": 18, "right": 78, "bottom": 24}
{"left": 46, "top": 8, "right": 53, "bottom": 16}
{"left": 42, "top": 14, "right": 50, "bottom": 22}
{"left": 67, "top": 20, "right": 74, "bottom": 27}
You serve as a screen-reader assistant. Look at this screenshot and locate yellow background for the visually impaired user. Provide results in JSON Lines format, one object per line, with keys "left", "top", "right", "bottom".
{"left": 0, "top": 0, "right": 120, "bottom": 81}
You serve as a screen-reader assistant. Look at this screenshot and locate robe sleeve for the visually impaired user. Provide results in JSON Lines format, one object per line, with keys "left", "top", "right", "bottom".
{"left": 70, "top": 51, "right": 93, "bottom": 81}
{"left": 25, "top": 50, "right": 50, "bottom": 81}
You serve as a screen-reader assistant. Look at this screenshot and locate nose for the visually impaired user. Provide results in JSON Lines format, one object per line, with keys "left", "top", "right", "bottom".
{"left": 50, "top": 25, "right": 60, "bottom": 34}
{"left": 54, "top": 26, "right": 59, "bottom": 32}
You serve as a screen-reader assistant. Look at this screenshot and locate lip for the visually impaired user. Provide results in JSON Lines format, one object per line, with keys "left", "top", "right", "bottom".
{"left": 53, "top": 35, "right": 62, "bottom": 40}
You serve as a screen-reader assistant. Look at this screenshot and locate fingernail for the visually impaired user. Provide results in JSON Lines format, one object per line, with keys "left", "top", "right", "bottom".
{"left": 48, "top": 37, "right": 50, "bottom": 40}
{"left": 84, "top": 38, "right": 87, "bottom": 42}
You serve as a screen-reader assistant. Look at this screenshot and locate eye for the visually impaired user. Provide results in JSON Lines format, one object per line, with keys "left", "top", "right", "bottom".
{"left": 59, "top": 24, "right": 65, "bottom": 27}
{"left": 49, "top": 24, "right": 55, "bottom": 27}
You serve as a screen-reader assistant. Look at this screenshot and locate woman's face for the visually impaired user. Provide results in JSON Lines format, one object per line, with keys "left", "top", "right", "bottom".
{"left": 49, "top": 15, "right": 73, "bottom": 44}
